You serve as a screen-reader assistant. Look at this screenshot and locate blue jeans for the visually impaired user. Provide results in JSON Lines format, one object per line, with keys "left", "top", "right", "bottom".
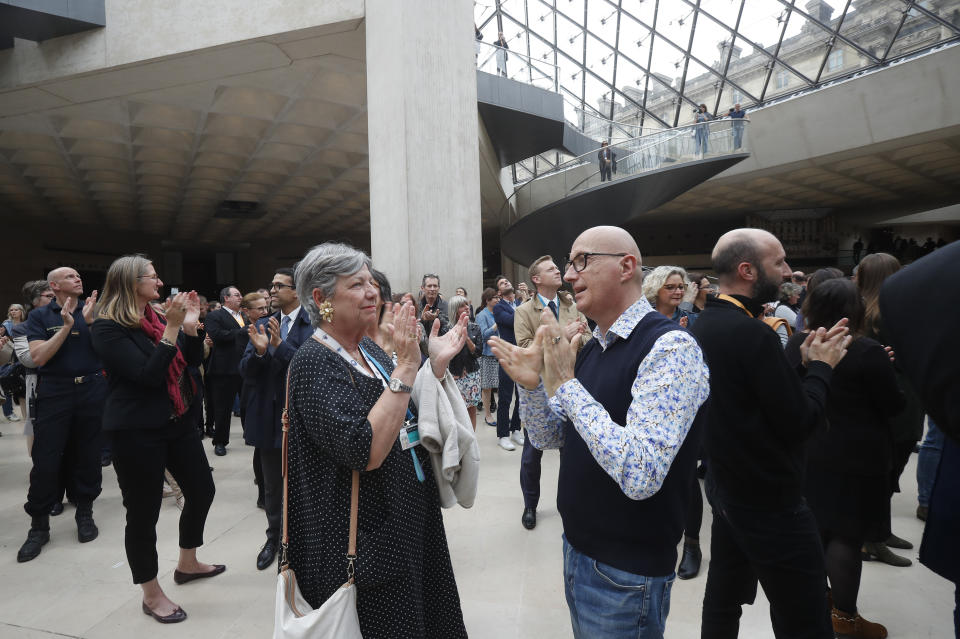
{"left": 563, "top": 535, "right": 674, "bottom": 639}
{"left": 2, "top": 394, "right": 13, "bottom": 417}
{"left": 917, "top": 418, "right": 945, "bottom": 507}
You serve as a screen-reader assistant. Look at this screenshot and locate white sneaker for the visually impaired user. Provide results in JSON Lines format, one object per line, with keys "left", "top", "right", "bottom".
{"left": 8, "top": 413, "right": 20, "bottom": 422}
{"left": 510, "top": 431, "right": 525, "bottom": 446}
{"left": 498, "top": 437, "right": 516, "bottom": 451}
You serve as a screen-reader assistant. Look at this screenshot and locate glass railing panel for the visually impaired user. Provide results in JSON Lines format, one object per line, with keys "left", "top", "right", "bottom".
{"left": 476, "top": 41, "right": 558, "bottom": 91}
{"left": 502, "top": 119, "right": 749, "bottom": 227}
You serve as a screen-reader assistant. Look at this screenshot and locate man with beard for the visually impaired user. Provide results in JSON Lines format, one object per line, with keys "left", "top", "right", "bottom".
{"left": 691, "top": 228, "right": 850, "bottom": 638}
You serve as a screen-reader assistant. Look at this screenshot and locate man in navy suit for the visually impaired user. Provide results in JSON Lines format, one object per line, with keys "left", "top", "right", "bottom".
{"left": 204, "top": 286, "right": 248, "bottom": 456}
{"left": 493, "top": 277, "right": 524, "bottom": 451}
{"left": 239, "top": 268, "right": 312, "bottom": 570}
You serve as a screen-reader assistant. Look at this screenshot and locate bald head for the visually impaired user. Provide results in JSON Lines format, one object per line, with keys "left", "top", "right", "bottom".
{"left": 46, "top": 267, "right": 73, "bottom": 285}
{"left": 46, "top": 266, "right": 83, "bottom": 299}
{"left": 712, "top": 228, "right": 790, "bottom": 300}
{"left": 573, "top": 226, "right": 642, "bottom": 273}
{"left": 712, "top": 229, "right": 778, "bottom": 280}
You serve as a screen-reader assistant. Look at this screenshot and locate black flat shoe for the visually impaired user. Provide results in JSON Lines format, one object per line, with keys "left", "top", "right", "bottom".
{"left": 142, "top": 602, "right": 187, "bottom": 624}
{"left": 173, "top": 564, "right": 226, "bottom": 585}
{"left": 257, "top": 540, "right": 278, "bottom": 571}
{"left": 214, "top": 445, "right": 226, "bottom": 456}
{"left": 521, "top": 507, "right": 537, "bottom": 530}
{"left": 677, "top": 543, "right": 702, "bottom": 580}
{"left": 49, "top": 502, "right": 64, "bottom": 516}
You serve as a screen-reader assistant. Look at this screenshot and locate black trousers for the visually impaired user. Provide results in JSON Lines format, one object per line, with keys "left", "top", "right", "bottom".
{"left": 203, "top": 371, "right": 215, "bottom": 433}
{"left": 701, "top": 479, "right": 832, "bottom": 639}
{"left": 210, "top": 374, "right": 241, "bottom": 446}
{"left": 110, "top": 405, "right": 215, "bottom": 584}
{"left": 599, "top": 164, "right": 612, "bottom": 181}
{"left": 259, "top": 446, "right": 282, "bottom": 543}
{"left": 25, "top": 376, "right": 105, "bottom": 517}
{"left": 519, "top": 429, "right": 542, "bottom": 509}
{"left": 496, "top": 366, "right": 521, "bottom": 439}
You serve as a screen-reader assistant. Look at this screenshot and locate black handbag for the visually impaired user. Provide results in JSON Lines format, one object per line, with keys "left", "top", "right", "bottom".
{"left": 0, "top": 361, "right": 26, "bottom": 399}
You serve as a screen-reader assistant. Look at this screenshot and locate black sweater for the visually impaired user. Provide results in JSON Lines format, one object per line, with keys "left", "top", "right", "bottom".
{"left": 690, "top": 295, "right": 833, "bottom": 509}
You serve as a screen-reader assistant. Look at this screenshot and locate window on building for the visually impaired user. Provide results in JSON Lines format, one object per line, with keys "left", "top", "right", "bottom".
{"left": 828, "top": 49, "right": 844, "bottom": 71}
{"left": 732, "top": 90, "right": 743, "bottom": 104}
{"left": 775, "top": 71, "right": 789, "bottom": 89}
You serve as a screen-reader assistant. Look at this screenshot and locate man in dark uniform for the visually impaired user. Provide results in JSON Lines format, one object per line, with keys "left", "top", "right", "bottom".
{"left": 18, "top": 267, "right": 105, "bottom": 562}
{"left": 205, "top": 286, "right": 248, "bottom": 456}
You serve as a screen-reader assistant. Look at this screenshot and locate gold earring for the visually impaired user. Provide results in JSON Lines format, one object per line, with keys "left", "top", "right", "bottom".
{"left": 318, "top": 300, "right": 334, "bottom": 323}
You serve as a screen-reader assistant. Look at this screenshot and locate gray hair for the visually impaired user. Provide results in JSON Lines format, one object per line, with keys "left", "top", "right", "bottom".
{"left": 779, "top": 282, "right": 802, "bottom": 303}
{"left": 295, "top": 242, "right": 372, "bottom": 328}
{"left": 641, "top": 265, "right": 689, "bottom": 306}
{"left": 447, "top": 295, "right": 469, "bottom": 321}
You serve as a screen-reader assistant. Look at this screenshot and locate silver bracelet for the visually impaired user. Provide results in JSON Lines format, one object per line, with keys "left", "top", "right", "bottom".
{"left": 159, "top": 337, "right": 176, "bottom": 348}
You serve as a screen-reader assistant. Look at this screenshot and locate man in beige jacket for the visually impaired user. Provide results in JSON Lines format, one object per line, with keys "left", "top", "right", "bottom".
{"left": 514, "top": 255, "right": 590, "bottom": 530}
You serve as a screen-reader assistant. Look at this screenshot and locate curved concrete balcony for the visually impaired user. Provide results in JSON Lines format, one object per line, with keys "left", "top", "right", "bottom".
{"left": 500, "top": 119, "right": 751, "bottom": 265}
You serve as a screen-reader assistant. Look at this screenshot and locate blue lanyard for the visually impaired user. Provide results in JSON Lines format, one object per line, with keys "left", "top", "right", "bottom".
{"left": 358, "top": 345, "right": 424, "bottom": 483}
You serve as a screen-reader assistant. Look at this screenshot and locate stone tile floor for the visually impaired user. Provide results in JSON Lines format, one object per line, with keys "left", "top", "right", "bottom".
{"left": 0, "top": 415, "right": 953, "bottom": 638}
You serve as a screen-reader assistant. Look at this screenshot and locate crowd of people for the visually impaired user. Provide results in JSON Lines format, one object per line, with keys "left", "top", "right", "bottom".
{"left": 0, "top": 227, "right": 957, "bottom": 639}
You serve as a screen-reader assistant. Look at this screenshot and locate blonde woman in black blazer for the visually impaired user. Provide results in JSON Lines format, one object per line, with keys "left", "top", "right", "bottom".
{"left": 90, "top": 255, "right": 224, "bottom": 625}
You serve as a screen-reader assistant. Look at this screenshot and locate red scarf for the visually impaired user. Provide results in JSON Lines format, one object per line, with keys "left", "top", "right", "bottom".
{"left": 141, "top": 305, "right": 192, "bottom": 418}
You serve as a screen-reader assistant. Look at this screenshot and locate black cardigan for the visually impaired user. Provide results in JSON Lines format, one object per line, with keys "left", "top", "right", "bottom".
{"left": 690, "top": 294, "right": 834, "bottom": 509}
{"left": 90, "top": 318, "right": 204, "bottom": 431}
{"left": 786, "top": 334, "right": 905, "bottom": 475}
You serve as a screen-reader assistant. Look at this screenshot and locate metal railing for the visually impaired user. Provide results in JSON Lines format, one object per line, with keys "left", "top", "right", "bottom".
{"left": 500, "top": 118, "right": 750, "bottom": 227}
{"left": 476, "top": 40, "right": 558, "bottom": 91}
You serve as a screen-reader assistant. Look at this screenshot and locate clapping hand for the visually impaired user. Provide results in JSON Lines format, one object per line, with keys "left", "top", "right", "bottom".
{"left": 489, "top": 331, "right": 543, "bottom": 391}
{"left": 248, "top": 323, "right": 270, "bottom": 355}
{"left": 390, "top": 301, "right": 422, "bottom": 370}
{"left": 60, "top": 296, "right": 77, "bottom": 330}
{"left": 182, "top": 291, "right": 201, "bottom": 335}
{"left": 427, "top": 312, "right": 466, "bottom": 379}
{"left": 538, "top": 307, "right": 577, "bottom": 396}
{"left": 267, "top": 316, "right": 282, "bottom": 347}
{"left": 81, "top": 290, "right": 98, "bottom": 324}
{"left": 800, "top": 318, "right": 851, "bottom": 368}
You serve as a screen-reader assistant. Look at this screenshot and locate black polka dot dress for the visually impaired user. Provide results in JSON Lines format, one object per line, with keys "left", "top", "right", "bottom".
{"left": 285, "top": 337, "right": 468, "bottom": 638}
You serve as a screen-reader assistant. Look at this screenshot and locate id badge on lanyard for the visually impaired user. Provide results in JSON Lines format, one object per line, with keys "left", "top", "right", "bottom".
{"left": 359, "top": 345, "right": 425, "bottom": 483}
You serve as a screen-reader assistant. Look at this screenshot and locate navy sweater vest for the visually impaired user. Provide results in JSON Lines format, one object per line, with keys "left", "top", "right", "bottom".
{"left": 558, "top": 311, "right": 704, "bottom": 577}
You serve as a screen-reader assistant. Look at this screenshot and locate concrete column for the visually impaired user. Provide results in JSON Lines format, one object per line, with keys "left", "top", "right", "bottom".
{"left": 366, "top": 0, "right": 482, "bottom": 304}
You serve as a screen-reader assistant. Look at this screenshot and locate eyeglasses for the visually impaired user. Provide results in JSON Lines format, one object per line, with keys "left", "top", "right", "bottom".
{"left": 138, "top": 274, "right": 160, "bottom": 281}
{"left": 269, "top": 282, "right": 295, "bottom": 290}
{"left": 39, "top": 293, "right": 55, "bottom": 300}
{"left": 663, "top": 284, "right": 686, "bottom": 291}
{"left": 563, "top": 252, "right": 628, "bottom": 273}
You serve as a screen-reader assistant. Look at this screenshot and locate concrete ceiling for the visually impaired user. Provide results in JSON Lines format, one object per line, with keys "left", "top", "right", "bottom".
{"left": 0, "top": 20, "right": 370, "bottom": 244}
{"left": 640, "top": 127, "right": 960, "bottom": 224}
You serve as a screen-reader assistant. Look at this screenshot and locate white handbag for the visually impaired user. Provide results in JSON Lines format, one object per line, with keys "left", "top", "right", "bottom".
{"left": 273, "top": 370, "right": 363, "bottom": 639}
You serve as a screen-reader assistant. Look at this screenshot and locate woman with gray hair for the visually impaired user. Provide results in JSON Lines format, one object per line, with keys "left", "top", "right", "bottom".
{"left": 774, "top": 282, "right": 803, "bottom": 330}
{"left": 285, "top": 242, "right": 470, "bottom": 637}
{"left": 642, "top": 265, "right": 694, "bottom": 328}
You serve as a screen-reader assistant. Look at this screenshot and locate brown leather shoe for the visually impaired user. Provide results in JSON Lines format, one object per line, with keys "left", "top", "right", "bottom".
{"left": 142, "top": 601, "right": 187, "bottom": 624}
{"left": 832, "top": 607, "right": 887, "bottom": 638}
{"left": 173, "top": 564, "right": 226, "bottom": 585}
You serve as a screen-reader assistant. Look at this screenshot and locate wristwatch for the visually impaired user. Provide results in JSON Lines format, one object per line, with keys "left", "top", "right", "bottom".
{"left": 388, "top": 377, "right": 412, "bottom": 393}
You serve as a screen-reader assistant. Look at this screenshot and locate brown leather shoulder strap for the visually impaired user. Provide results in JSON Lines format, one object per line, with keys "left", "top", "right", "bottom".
{"left": 281, "top": 338, "right": 360, "bottom": 581}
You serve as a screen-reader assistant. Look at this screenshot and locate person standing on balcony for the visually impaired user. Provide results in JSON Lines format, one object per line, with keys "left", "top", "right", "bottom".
{"left": 598, "top": 141, "right": 616, "bottom": 182}
{"left": 730, "top": 103, "right": 748, "bottom": 150}
{"left": 495, "top": 31, "right": 509, "bottom": 77}
{"left": 695, "top": 104, "right": 712, "bottom": 157}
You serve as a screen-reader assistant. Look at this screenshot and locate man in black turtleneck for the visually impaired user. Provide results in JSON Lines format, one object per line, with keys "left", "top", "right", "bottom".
{"left": 690, "top": 228, "right": 850, "bottom": 639}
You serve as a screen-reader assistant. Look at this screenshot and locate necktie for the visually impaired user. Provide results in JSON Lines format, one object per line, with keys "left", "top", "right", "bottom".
{"left": 233, "top": 311, "right": 244, "bottom": 327}
{"left": 280, "top": 315, "right": 290, "bottom": 341}
{"left": 548, "top": 300, "right": 559, "bottom": 320}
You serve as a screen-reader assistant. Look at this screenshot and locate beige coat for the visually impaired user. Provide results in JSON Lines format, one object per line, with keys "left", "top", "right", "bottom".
{"left": 514, "top": 291, "right": 591, "bottom": 350}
